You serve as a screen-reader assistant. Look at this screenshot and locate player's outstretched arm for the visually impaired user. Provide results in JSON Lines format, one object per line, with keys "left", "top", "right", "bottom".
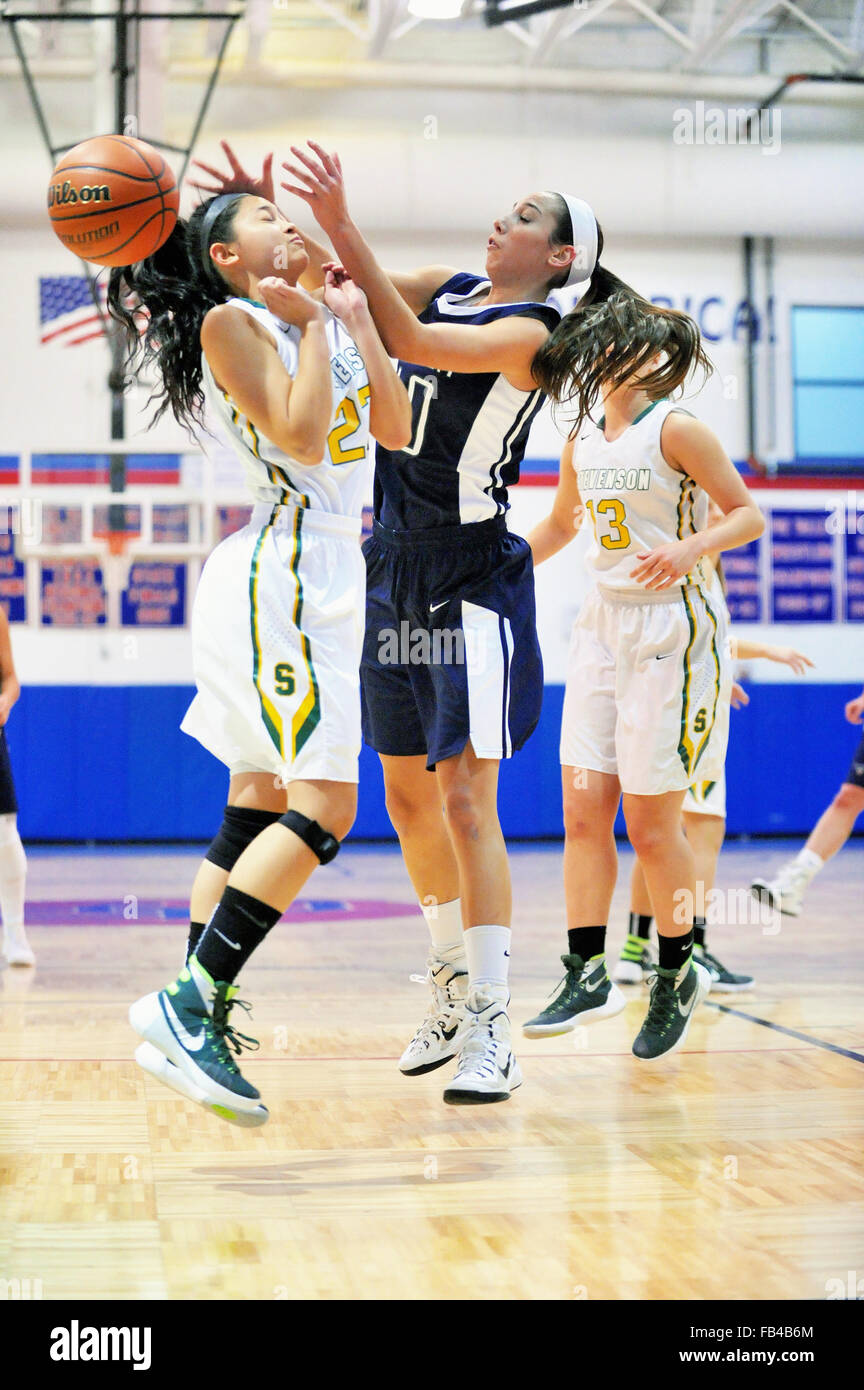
{"left": 201, "top": 292, "right": 332, "bottom": 465}
{"left": 0, "top": 609, "right": 20, "bottom": 728}
{"left": 527, "top": 439, "right": 585, "bottom": 565}
{"left": 322, "top": 264, "right": 411, "bottom": 451}
{"left": 731, "top": 639, "right": 813, "bottom": 673}
{"left": 282, "top": 142, "right": 546, "bottom": 386}
{"left": 631, "top": 416, "right": 765, "bottom": 590}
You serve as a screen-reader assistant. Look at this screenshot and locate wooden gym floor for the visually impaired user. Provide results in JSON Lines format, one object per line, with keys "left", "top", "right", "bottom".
{"left": 1, "top": 839, "right": 862, "bottom": 1301}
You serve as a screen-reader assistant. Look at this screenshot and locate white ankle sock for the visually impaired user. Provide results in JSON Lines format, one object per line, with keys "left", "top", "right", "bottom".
{"left": 0, "top": 813, "right": 26, "bottom": 933}
{"left": 793, "top": 848, "right": 823, "bottom": 879}
{"left": 463, "top": 924, "right": 511, "bottom": 1004}
{"left": 420, "top": 897, "right": 465, "bottom": 967}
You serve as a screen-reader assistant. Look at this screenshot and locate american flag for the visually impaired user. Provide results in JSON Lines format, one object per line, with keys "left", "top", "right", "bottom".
{"left": 39, "top": 275, "right": 108, "bottom": 348}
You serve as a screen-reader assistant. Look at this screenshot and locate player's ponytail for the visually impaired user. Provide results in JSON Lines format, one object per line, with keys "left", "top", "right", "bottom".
{"left": 107, "top": 193, "right": 244, "bottom": 433}
{"left": 533, "top": 222, "right": 713, "bottom": 436}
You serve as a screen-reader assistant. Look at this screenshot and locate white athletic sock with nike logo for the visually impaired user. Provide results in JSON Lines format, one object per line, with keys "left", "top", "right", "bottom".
{"left": 464, "top": 924, "right": 511, "bottom": 1006}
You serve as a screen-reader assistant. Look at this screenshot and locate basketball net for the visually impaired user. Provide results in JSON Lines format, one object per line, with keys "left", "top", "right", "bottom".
{"left": 103, "top": 530, "right": 132, "bottom": 628}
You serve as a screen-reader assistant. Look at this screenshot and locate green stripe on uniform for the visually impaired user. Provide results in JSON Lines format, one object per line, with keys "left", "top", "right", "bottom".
{"left": 677, "top": 587, "right": 698, "bottom": 776}
{"left": 690, "top": 584, "right": 722, "bottom": 774}
{"left": 288, "top": 509, "right": 321, "bottom": 759}
{"left": 249, "top": 506, "right": 285, "bottom": 756}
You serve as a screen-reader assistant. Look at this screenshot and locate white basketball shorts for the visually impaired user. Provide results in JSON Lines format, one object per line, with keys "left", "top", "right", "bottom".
{"left": 560, "top": 582, "right": 731, "bottom": 797}
{"left": 181, "top": 501, "right": 364, "bottom": 784}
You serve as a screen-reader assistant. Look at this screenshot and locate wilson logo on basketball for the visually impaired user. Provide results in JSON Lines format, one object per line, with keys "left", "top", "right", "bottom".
{"left": 48, "top": 180, "right": 112, "bottom": 208}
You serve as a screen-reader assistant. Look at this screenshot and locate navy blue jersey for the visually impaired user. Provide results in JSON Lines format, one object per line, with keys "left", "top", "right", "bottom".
{"left": 374, "top": 273, "right": 560, "bottom": 531}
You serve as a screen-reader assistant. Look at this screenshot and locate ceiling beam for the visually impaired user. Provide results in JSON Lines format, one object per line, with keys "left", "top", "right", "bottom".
{"left": 681, "top": 0, "right": 780, "bottom": 71}
{"left": 780, "top": 0, "right": 862, "bottom": 65}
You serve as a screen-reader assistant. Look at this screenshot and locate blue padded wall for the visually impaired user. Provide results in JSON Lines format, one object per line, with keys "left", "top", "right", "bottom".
{"left": 7, "top": 683, "right": 862, "bottom": 841}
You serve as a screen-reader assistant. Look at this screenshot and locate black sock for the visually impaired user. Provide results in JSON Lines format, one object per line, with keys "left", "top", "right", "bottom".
{"left": 567, "top": 925, "right": 606, "bottom": 963}
{"left": 628, "top": 912, "right": 653, "bottom": 940}
{"left": 195, "top": 886, "right": 282, "bottom": 985}
{"left": 658, "top": 929, "right": 694, "bottom": 975}
{"left": 693, "top": 916, "right": 707, "bottom": 949}
{"left": 186, "top": 920, "right": 206, "bottom": 963}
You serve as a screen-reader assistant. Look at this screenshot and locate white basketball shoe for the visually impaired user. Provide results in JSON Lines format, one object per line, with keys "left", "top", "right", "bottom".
{"left": 399, "top": 958, "right": 470, "bottom": 1076}
{"left": 750, "top": 859, "right": 813, "bottom": 918}
{"left": 1, "top": 923, "right": 35, "bottom": 967}
{"left": 443, "top": 988, "right": 522, "bottom": 1105}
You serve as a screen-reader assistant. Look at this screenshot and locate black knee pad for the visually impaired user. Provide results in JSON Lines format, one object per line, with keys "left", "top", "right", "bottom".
{"left": 278, "top": 810, "right": 340, "bottom": 864}
{"left": 205, "top": 805, "right": 283, "bottom": 871}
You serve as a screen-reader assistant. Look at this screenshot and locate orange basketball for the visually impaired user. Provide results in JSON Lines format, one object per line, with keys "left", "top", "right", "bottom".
{"left": 47, "top": 135, "right": 179, "bottom": 267}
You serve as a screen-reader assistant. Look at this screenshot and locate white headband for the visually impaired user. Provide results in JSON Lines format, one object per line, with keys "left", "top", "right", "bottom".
{"left": 546, "top": 191, "right": 599, "bottom": 287}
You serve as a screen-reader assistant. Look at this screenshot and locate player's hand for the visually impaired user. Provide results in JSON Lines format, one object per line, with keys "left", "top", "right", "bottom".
{"left": 258, "top": 278, "right": 324, "bottom": 330}
{"left": 0, "top": 692, "right": 13, "bottom": 727}
{"left": 845, "top": 693, "right": 864, "bottom": 725}
{"left": 630, "top": 536, "right": 702, "bottom": 590}
{"left": 190, "top": 141, "right": 275, "bottom": 203}
{"left": 770, "top": 646, "right": 814, "bottom": 676}
{"left": 730, "top": 681, "right": 749, "bottom": 709}
{"left": 322, "top": 263, "right": 368, "bottom": 323}
{"left": 281, "top": 142, "right": 349, "bottom": 235}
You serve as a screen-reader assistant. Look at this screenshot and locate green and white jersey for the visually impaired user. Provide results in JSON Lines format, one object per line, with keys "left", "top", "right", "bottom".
{"left": 202, "top": 297, "right": 372, "bottom": 519}
{"left": 572, "top": 399, "right": 708, "bottom": 597}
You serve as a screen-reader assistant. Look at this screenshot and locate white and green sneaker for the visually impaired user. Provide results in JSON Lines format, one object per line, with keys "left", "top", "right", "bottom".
{"left": 129, "top": 954, "right": 268, "bottom": 1127}
{"left": 632, "top": 960, "right": 711, "bottom": 1062}
{"left": 523, "top": 954, "right": 626, "bottom": 1038}
{"left": 695, "top": 943, "right": 754, "bottom": 994}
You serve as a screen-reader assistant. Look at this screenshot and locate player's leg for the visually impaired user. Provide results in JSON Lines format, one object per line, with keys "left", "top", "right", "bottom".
{"left": 612, "top": 856, "right": 655, "bottom": 985}
{"left": 683, "top": 807, "right": 753, "bottom": 992}
{"left": 433, "top": 746, "right": 522, "bottom": 1104}
{"left": 751, "top": 755, "right": 864, "bottom": 915}
{"left": 524, "top": 590, "right": 625, "bottom": 1037}
{"left": 131, "top": 778, "right": 355, "bottom": 1126}
{"left": 380, "top": 752, "right": 468, "bottom": 1076}
{"left": 186, "top": 770, "right": 287, "bottom": 962}
{"left": 524, "top": 767, "right": 627, "bottom": 1036}
{"left": 623, "top": 790, "right": 711, "bottom": 1061}
{"left": 0, "top": 812, "right": 31, "bottom": 968}
{"left": 0, "top": 728, "right": 30, "bottom": 968}
{"left": 362, "top": 532, "right": 473, "bottom": 1072}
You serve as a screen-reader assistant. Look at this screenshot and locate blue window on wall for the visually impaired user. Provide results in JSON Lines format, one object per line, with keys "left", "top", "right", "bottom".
{"left": 792, "top": 306, "right": 864, "bottom": 471}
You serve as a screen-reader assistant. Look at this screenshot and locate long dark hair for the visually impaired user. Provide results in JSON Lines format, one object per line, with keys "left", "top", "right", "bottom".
{"left": 106, "top": 194, "right": 244, "bottom": 433}
{"left": 533, "top": 221, "right": 713, "bottom": 435}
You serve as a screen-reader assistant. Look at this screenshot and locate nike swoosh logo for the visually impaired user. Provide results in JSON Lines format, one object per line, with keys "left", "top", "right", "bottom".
{"left": 441, "top": 1023, "right": 459, "bottom": 1042}
{"left": 655, "top": 653, "right": 674, "bottom": 661}
{"left": 583, "top": 975, "right": 606, "bottom": 993}
{"left": 234, "top": 904, "right": 270, "bottom": 931}
{"left": 214, "top": 928, "right": 242, "bottom": 951}
{"left": 429, "top": 600, "right": 449, "bottom": 613}
{"left": 162, "top": 997, "right": 206, "bottom": 1051}
{"left": 678, "top": 988, "right": 698, "bottom": 1018}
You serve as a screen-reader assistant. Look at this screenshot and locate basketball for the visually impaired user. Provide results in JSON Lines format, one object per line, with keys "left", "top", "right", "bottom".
{"left": 47, "top": 134, "right": 179, "bottom": 267}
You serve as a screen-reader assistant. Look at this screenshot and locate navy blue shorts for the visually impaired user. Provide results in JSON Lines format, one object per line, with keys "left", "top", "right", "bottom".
{"left": 0, "top": 727, "right": 18, "bottom": 815}
{"left": 847, "top": 732, "right": 864, "bottom": 789}
{"left": 361, "top": 515, "right": 543, "bottom": 770}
